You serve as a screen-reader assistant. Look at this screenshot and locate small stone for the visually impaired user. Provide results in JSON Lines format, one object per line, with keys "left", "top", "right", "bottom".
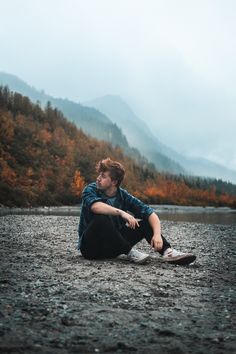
{"left": 143, "top": 293, "right": 151, "bottom": 297}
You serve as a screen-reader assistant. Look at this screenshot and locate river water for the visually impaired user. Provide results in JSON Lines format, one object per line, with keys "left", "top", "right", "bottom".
{"left": 1, "top": 205, "right": 236, "bottom": 225}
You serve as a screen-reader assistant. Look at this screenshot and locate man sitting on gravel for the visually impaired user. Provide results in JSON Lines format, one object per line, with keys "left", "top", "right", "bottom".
{"left": 78, "top": 158, "right": 196, "bottom": 265}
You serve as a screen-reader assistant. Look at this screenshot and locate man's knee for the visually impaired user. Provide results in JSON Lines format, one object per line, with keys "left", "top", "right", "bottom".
{"left": 93, "top": 214, "right": 112, "bottom": 226}
{"left": 139, "top": 219, "right": 151, "bottom": 230}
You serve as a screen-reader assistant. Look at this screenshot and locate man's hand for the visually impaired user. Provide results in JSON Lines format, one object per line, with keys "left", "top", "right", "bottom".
{"left": 151, "top": 234, "right": 163, "bottom": 251}
{"left": 120, "top": 211, "right": 140, "bottom": 229}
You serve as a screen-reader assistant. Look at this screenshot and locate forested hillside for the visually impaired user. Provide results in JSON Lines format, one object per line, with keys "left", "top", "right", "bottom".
{"left": 0, "top": 72, "right": 186, "bottom": 174}
{"left": 0, "top": 86, "right": 236, "bottom": 207}
{"left": 0, "top": 72, "right": 131, "bottom": 146}
{"left": 0, "top": 86, "right": 156, "bottom": 206}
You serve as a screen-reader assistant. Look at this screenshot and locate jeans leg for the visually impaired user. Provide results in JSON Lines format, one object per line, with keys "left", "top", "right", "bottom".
{"left": 80, "top": 215, "right": 132, "bottom": 259}
{"left": 121, "top": 219, "right": 171, "bottom": 255}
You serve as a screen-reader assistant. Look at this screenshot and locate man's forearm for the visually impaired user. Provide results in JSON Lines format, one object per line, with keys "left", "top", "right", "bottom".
{"left": 91, "top": 201, "right": 122, "bottom": 216}
{"left": 148, "top": 212, "right": 161, "bottom": 236}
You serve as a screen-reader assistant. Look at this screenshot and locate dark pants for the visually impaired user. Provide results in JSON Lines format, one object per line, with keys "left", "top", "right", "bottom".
{"left": 80, "top": 215, "right": 171, "bottom": 260}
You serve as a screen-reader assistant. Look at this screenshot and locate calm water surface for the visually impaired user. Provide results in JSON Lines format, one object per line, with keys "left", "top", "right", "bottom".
{"left": 1, "top": 205, "right": 236, "bottom": 225}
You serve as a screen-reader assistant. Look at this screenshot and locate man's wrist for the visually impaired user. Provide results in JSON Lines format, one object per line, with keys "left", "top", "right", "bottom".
{"left": 153, "top": 232, "right": 162, "bottom": 239}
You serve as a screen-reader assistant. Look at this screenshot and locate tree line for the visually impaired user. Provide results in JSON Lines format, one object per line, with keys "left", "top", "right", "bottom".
{"left": 0, "top": 86, "right": 236, "bottom": 207}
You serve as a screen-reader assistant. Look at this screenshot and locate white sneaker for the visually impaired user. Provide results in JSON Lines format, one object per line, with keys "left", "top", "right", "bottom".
{"left": 163, "top": 248, "right": 196, "bottom": 265}
{"left": 127, "top": 248, "right": 150, "bottom": 264}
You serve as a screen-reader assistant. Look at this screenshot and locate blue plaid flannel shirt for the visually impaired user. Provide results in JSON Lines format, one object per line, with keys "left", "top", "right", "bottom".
{"left": 78, "top": 182, "right": 154, "bottom": 249}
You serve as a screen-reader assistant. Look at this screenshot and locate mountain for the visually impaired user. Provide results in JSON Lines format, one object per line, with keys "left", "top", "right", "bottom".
{"left": 0, "top": 72, "right": 127, "bottom": 148}
{"left": 85, "top": 95, "right": 236, "bottom": 184}
{"left": 1, "top": 72, "right": 236, "bottom": 183}
{"left": 0, "top": 72, "right": 186, "bottom": 174}
{"left": 85, "top": 95, "right": 186, "bottom": 174}
{"left": 0, "top": 87, "right": 157, "bottom": 206}
{"left": 1, "top": 87, "right": 236, "bottom": 207}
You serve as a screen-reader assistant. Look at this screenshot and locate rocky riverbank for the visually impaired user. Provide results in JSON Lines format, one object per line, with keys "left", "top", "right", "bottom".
{"left": 0, "top": 215, "right": 235, "bottom": 353}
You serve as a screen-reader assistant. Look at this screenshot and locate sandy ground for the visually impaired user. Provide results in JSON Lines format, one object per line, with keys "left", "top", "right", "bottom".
{"left": 0, "top": 215, "right": 235, "bottom": 354}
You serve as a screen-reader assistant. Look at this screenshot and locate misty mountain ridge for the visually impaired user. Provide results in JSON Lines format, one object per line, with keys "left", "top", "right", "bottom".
{"left": 85, "top": 94, "right": 164, "bottom": 149}
{"left": 1, "top": 71, "right": 236, "bottom": 184}
{"left": 85, "top": 94, "right": 236, "bottom": 184}
{"left": 0, "top": 72, "right": 127, "bottom": 145}
{"left": 0, "top": 72, "right": 185, "bottom": 174}
{"left": 2, "top": 87, "right": 236, "bottom": 208}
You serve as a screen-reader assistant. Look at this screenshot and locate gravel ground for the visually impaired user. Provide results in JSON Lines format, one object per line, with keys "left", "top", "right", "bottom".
{"left": 0, "top": 215, "right": 235, "bottom": 354}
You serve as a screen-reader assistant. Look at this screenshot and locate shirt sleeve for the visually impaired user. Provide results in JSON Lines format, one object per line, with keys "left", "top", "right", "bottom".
{"left": 122, "top": 189, "right": 155, "bottom": 219}
{"left": 81, "top": 184, "right": 103, "bottom": 210}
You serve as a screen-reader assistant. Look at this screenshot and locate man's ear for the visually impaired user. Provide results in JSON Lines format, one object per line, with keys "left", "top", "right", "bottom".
{"left": 112, "top": 179, "right": 118, "bottom": 187}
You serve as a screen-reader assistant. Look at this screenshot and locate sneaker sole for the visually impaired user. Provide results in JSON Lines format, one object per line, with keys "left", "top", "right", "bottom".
{"left": 163, "top": 254, "right": 196, "bottom": 265}
{"left": 133, "top": 255, "right": 150, "bottom": 264}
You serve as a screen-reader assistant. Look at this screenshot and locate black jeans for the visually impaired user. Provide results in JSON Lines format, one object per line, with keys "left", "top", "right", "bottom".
{"left": 80, "top": 215, "right": 171, "bottom": 260}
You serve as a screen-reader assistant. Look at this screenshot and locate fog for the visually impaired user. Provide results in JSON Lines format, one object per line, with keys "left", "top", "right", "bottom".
{"left": 1, "top": 0, "right": 236, "bottom": 170}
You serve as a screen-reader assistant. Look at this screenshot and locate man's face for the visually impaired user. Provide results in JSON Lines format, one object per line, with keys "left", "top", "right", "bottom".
{"left": 96, "top": 171, "right": 116, "bottom": 191}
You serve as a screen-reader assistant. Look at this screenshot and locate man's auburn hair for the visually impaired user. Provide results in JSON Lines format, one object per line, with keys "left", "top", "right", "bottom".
{"left": 96, "top": 158, "right": 125, "bottom": 187}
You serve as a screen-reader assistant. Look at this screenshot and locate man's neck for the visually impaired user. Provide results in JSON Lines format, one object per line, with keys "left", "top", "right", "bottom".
{"left": 103, "top": 186, "right": 118, "bottom": 197}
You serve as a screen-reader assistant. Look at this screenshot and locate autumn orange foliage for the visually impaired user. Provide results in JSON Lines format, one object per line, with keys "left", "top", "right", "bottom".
{"left": 143, "top": 176, "right": 236, "bottom": 207}
{"left": 0, "top": 86, "right": 236, "bottom": 207}
{"left": 71, "top": 170, "right": 85, "bottom": 197}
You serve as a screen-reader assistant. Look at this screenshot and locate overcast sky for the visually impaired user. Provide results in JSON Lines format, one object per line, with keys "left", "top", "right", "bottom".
{"left": 1, "top": 0, "right": 236, "bottom": 170}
